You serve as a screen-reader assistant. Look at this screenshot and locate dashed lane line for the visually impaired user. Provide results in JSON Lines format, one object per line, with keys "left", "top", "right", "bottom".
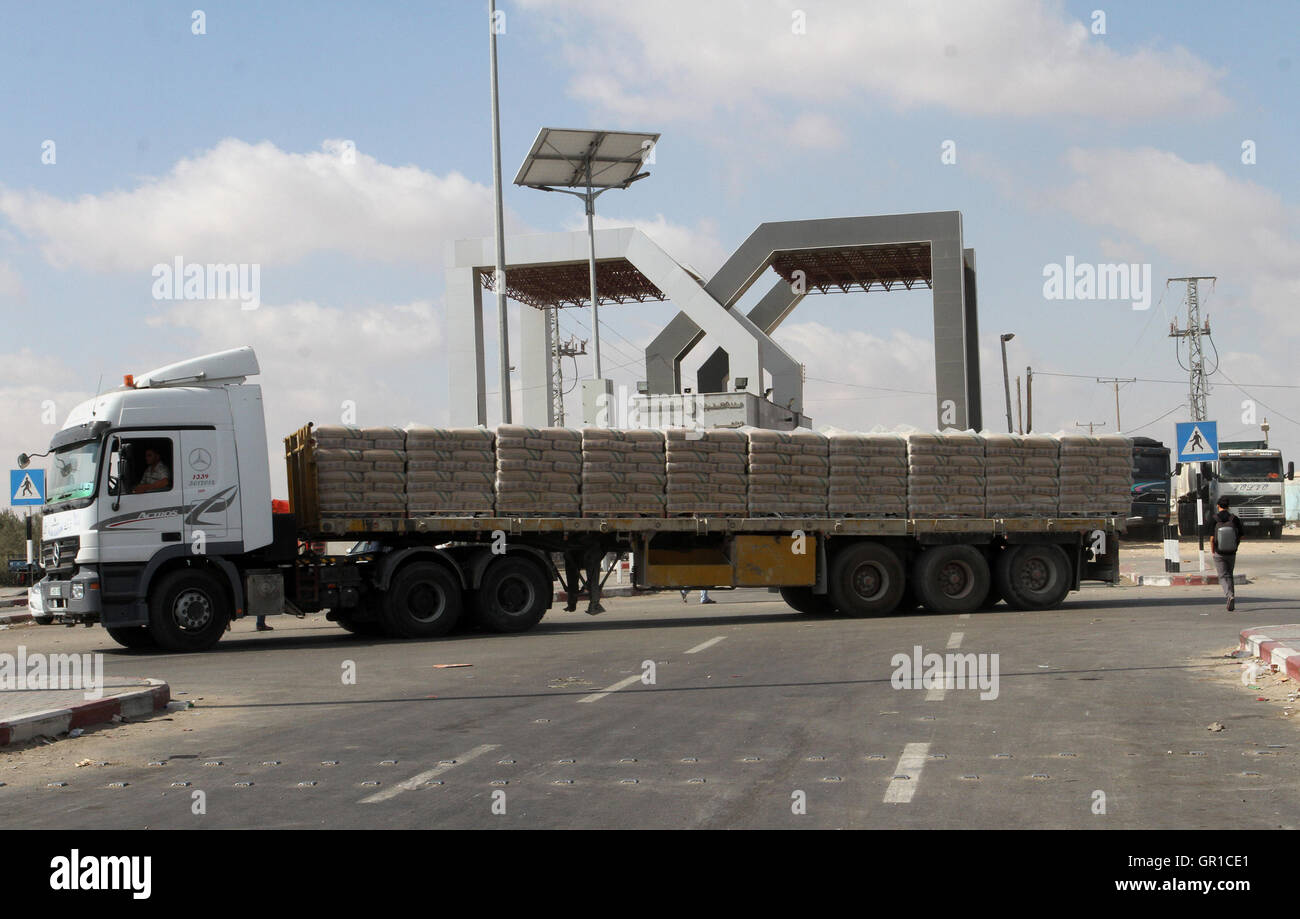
{"left": 883, "top": 742, "right": 931, "bottom": 803}
{"left": 577, "top": 674, "right": 644, "bottom": 704}
{"left": 686, "top": 636, "right": 726, "bottom": 654}
{"left": 359, "top": 743, "right": 500, "bottom": 803}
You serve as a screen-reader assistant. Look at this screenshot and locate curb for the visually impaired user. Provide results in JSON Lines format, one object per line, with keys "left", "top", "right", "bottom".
{"left": 1239, "top": 628, "right": 1300, "bottom": 684}
{"left": 0, "top": 596, "right": 27, "bottom": 608}
{"left": 1122, "top": 571, "right": 1250, "bottom": 587}
{"left": 0, "top": 679, "right": 171, "bottom": 746}
{"left": 0, "top": 609, "right": 33, "bottom": 625}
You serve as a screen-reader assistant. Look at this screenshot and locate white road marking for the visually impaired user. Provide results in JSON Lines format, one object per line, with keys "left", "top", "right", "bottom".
{"left": 686, "top": 636, "right": 726, "bottom": 654}
{"left": 927, "top": 633, "right": 964, "bottom": 700}
{"left": 359, "top": 743, "right": 500, "bottom": 803}
{"left": 577, "top": 674, "right": 644, "bottom": 703}
{"left": 883, "top": 742, "right": 931, "bottom": 803}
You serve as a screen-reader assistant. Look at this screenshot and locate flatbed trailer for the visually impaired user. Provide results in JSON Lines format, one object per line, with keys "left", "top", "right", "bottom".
{"left": 25, "top": 348, "right": 1122, "bottom": 652}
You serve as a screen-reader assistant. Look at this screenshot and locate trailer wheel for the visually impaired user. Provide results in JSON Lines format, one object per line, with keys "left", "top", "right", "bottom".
{"left": 475, "top": 556, "right": 551, "bottom": 633}
{"left": 148, "top": 569, "right": 231, "bottom": 652}
{"left": 779, "top": 586, "right": 837, "bottom": 615}
{"left": 382, "top": 562, "right": 462, "bottom": 638}
{"left": 911, "top": 545, "right": 990, "bottom": 614}
{"left": 828, "top": 542, "right": 905, "bottom": 617}
{"left": 106, "top": 626, "right": 157, "bottom": 650}
{"left": 996, "top": 543, "right": 1071, "bottom": 610}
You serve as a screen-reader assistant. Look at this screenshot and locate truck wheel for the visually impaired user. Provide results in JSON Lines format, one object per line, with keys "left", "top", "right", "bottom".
{"left": 474, "top": 556, "right": 551, "bottom": 633}
{"left": 148, "top": 569, "right": 231, "bottom": 652}
{"left": 996, "top": 543, "right": 1071, "bottom": 610}
{"left": 382, "top": 562, "right": 462, "bottom": 638}
{"left": 779, "top": 586, "right": 836, "bottom": 615}
{"left": 106, "top": 626, "right": 157, "bottom": 650}
{"left": 1177, "top": 503, "right": 1197, "bottom": 538}
{"left": 1270, "top": 524, "right": 1283, "bottom": 540}
{"left": 911, "top": 545, "right": 990, "bottom": 614}
{"left": 828, "top": 542, "right": 905, "bottom": 617}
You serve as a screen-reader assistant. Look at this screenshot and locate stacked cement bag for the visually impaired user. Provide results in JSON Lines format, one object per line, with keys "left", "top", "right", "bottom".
{"left": 404, "top": 427, "right": 496, "bottom": 516}
{"left": 1058, "top": 433, "right": 1133, "bottom": 516}
{"left": 495, "top": 425, "right": 582, "bottom": 516}
{"left": 665, "top": 428, "right": 749, "bottom": 516}
{"left": 907, "top": 432, "right": 986, "bottom": 517}
{"left": 984, "top": 434, "right": 1060, "bottom": 517}
{"left": 581, "top": 428, "right": 666, "bottom": 517}
{"left": 313, "top": 425, "right": 407, "bottom": 516}
{"left": 748, "top": 430, "right": 829, "bottom": 516}
{"left": 827, "top": 433, "right": 908, "bottom": 517}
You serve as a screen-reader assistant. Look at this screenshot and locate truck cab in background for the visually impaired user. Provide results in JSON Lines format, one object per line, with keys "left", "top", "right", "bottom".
{"left": 1175, "top": 440, "right": 1293, "bottom": 539}
{"left": 1127, "top": 437, "right": 1171, "bottom": 538}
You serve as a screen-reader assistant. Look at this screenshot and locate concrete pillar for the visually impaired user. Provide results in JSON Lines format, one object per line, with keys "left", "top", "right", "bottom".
{"left": 519, "top": 305, "right": 554, "bottom": 426}
{"left": 446, "top": 266, "right": 487, "bottom": 426}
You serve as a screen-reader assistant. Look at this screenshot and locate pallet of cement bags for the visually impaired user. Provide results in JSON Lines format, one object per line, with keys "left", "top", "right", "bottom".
{"left": 1057, "top": 433, "right": 1132, "bottom": 517}
{"left": 747, "top": 429, "right": 829, "bottom": 516}
{"left": 581, "top": 427, "right": 666, "bottom": 517}
{"left": 405, "top": 426, "right": 496, "bottom": 516}
{"left": 907, "top": 431, "right": 986, "bottom": 517}
{"left": 827, "top": 433, "right": 908, "bottom": 517}
{"left": 495, "top": 425, "right": 582, "bottom": 516}
{"left": 312, "top": 426, "right": 409, "bottom": 517}
{"left": 984, "top": 433, "right": 1059, "bottom": 517}
{"left": 665, "top": 428, "right": 749, "bottom": 516}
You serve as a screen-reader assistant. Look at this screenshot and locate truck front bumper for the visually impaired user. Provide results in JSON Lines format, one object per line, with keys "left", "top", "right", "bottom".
{"left": 31, "top": 570, "right": 103, "bottom": 623}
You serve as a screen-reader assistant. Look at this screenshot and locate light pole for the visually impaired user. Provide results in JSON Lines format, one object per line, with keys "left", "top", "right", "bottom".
{"left": 487, "top": 0, "right": 511, "bottom": 422}
{"left": 1000, "top": 333, "right": 1015, "bottom": 434}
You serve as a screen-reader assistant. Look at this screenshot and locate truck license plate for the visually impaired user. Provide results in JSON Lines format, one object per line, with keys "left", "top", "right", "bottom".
{"left": 49, "top": 584, "right": 62, "bottom": 598}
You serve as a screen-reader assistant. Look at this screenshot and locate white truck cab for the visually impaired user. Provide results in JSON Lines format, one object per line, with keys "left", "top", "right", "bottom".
{"left": 27, "top": 347, "right": 283, "bottom": 650}
{"left": 1176, "top": 442, "right": 1293, "bottom": 539}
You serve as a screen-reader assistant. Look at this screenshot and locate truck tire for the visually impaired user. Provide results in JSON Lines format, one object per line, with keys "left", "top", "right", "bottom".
{"left": 474, "top": 556, "right": 551, "bottom": 633}
{"left": 911, "top": 545, "right": 990, "bottom": 614}
{"left": 1178, "top": 503, "right": 1197, "bottom": 538}
{"left": 106, "top": 626, "right": 157, "bottom": 650}
{"left": 382, "top": 562, "right": 462, "bottom": 638}
{"left": 148, "top": 569, "right": 231, "bottom": 652}
{"left": 779, "top": 586, "right": 836, "bottom": 615}
{"left": 996, "top": 543, "right": 1072, "bottom": 610}
{"left": 1270, "top": 524, "right": 1283, "bottom": 540}
{"left": 828, "top": 541, "right": 905, "bottom": 617}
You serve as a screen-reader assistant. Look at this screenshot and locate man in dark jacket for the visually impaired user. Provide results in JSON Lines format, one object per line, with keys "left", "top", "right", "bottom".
{"left": 1206, "top": 497, "right": 1245, "bottom": 611}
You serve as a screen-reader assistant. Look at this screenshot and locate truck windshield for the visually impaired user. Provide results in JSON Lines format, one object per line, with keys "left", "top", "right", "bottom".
{"left": 1219, "top": 457, "right": 1282, "bottom": 481}
{"left": 1132, "top": 455, "right": 1169, "bottom": 479}
{"left": 46, "top": 440, "right": 102, "bottom": 504}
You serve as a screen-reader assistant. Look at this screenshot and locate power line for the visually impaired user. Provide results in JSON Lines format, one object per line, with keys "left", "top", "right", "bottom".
{"left": 1033, "top": 370, "right": 1300, "bottom": 389}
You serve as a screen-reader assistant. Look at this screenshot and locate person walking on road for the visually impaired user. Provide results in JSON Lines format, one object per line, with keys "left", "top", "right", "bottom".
{"left": 1207, "top": 497, "right": 1245, "bottom": 611}
{"left": 679, "top": 588, "right": 716, "bottom": 604}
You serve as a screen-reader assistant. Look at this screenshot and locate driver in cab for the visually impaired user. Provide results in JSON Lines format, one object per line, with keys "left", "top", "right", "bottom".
{"left": 132, "top": 447, "right": 171, "bottom": 494}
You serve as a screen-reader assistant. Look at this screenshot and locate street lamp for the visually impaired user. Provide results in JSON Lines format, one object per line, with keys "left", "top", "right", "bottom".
{"left": 1000, "top": 333, "right": 1015, "bottom": 434}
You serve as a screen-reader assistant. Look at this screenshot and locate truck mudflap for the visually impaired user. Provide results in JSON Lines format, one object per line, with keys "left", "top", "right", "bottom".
{"left": 1082, "top": 532, "right": 1120, "bottom": 584}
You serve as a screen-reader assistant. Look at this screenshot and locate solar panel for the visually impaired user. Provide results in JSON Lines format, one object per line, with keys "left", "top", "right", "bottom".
{"left": 514, "top": 128, "right": 660, "bottom": 189}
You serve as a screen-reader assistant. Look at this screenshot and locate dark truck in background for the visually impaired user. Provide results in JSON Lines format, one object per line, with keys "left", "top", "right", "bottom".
{"left": 1127, "top": 437, "right": 1171, "bottom": 538}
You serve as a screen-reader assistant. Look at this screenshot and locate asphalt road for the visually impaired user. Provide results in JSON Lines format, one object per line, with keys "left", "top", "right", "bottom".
{"left": 1, "top": 583, "right": 1296, "bottom": 829}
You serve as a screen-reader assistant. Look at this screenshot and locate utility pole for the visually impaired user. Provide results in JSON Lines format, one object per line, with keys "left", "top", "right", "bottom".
{"left": 1168, "top": 276, "right": 1216, "bottom": 422}
{"left": 1000, "top": 333, "right": 1015, "bottom": 433}
{"left": 1075, "top": 420, "right": 1106, "bottom": 435}
{"left": 550, "top": 318, "right": 587, "bottom": 426}
{"left": 488, "top": 0, "right": 512, "bottom": 422}
{"left": 1096, "top": 377, "right": 1136, "bottom": 433}
{"left": 1025, "top": 366, "right": 1033, "bottom": 433}
{"left": 1015, "top": 377, "right": 1023, "bottom": 435}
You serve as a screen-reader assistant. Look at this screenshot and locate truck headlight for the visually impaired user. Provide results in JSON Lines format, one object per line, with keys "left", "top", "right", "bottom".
{"left": 71, "top": 582, "right": 85, "bottom": 600}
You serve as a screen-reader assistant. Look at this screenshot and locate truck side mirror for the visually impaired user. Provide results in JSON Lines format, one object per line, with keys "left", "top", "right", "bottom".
{"left": 1173, "top": 463, "right": 1182, "bottom": 475}
{"left": 1289, "top": 461, "right": 1294, "bottom": 481}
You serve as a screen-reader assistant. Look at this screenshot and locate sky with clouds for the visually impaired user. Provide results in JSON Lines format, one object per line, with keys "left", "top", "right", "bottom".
{"left": 2, "top": 0, "right": 1298, "bottom": 500}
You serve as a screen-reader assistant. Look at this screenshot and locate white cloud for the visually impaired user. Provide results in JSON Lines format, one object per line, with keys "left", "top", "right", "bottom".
{"left": 519, "top": 0, "right": 1227, "bottom": 124}
{"left": 1055, "top": 147, "right": 1300, "bottom": 320}
{"left": 0, "top": 349, "right": 95, "bottom": 502}
{"left": 0, "top": 139, "right": 510, "bottom": 273}
{"left": 0, "top": 260, "right": 24, "bottom": 301}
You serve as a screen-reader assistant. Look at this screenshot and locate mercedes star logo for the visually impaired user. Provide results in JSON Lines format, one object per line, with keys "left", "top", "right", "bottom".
{"left": 189, "top": 448, "right": 212, "bottom": 472}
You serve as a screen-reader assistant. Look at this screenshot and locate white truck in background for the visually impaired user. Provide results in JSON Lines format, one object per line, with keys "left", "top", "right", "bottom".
{"left": 1175, "top": 440, "right": 1293, "bottom": 539}
{"left": 21, "top": 347, "right": 1122, "bottom": 652}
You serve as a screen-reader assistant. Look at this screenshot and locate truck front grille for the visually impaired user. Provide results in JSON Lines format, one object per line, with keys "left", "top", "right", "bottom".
{"left": 41, "top": 536, "right": 80, "bottom": 571}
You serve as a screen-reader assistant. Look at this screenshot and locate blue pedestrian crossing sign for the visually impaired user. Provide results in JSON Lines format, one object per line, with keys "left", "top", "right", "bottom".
{"left": 10, "top": 469, "right": 45, "bottom": 506}
{"left": 1175, "top": 421, "right": 1218, "bottom": 462}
